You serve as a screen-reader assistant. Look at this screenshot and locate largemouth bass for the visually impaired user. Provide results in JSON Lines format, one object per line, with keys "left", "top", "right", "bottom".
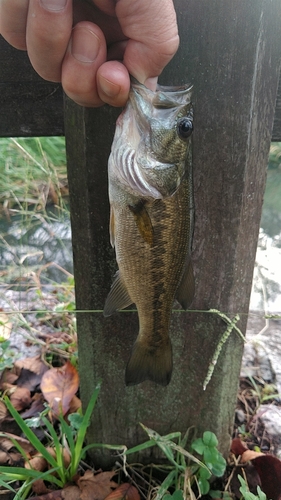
{"left": 104, "top": 79, "right": 194, "bottom": 386}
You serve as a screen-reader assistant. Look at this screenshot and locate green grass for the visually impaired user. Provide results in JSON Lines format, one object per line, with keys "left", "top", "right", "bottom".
{"left": 0, "top": 137, "right": 67, "bottom": 213}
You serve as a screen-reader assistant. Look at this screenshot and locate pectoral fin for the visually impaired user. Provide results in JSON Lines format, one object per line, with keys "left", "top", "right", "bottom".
{"left": 103, "top": 271, "right": 133, "bottom": 317}
{"left": 128, "top": 202, "right": 154, "bottom": 246}
{"left": 176, "top": 258, "right": 195, "bottom": 310}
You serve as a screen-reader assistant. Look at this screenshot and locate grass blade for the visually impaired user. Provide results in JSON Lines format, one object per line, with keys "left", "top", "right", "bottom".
{"left": 4, "top": 398, "right": 60, "bottom": 471}
{"left": 41, "top": 416, "right": 66, "bottom": 483}
{"left": 72, "top": 381, "right": 101, "bottom": 471}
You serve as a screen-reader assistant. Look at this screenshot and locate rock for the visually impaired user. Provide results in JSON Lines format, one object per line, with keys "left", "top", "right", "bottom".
{"left": 256, "top": 404, "right": 281, "bottom": 459}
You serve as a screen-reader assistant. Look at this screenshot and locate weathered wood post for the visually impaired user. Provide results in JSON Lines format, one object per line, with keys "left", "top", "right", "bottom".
{"left": 64, "top": 0, "right": 281, "bottom": 466}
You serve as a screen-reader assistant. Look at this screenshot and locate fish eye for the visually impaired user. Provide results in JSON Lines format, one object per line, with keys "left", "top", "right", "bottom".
{"left": 177, "top": 117, "right": 193, "bottom": 140}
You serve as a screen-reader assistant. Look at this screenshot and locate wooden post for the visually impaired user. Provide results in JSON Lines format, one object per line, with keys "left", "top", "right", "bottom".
{"left": 64, "top": 0, "right": 281, "bottom": 467}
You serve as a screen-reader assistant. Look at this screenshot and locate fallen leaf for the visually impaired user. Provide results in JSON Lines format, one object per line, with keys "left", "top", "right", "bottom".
{"left": 31, "top": 479, "right": 51, "bottom": 496}
{"left": 0, "top": 313, "right": 12, "bottom": 339}
{"left": 15, "top": 355, "right": 48, "bottom": 375}
{"left": 68, "top": 395, "right": 82, "bottom": 414}
{"left": 231, "top": 438, "right": 281, "bottom": 500}
{"left": 0, "top": 400, "right": 7, "bottom": 421}
{"left": 0, "top": 433, "right": 34, "bottom": 465}
{"left": 105, "top": 483, "right": 140, "bottom": 500}
{"left": 78, "top": 470, "right": 118, "bottom": 500}
{"left": 20, "top": 393, "right": 46, "bottom": 419}
{"left": 45, "top": 446, "right": 71, "bottom": 470}
{"left": 16, "top": 368, "right": 46, "bottom": 392}
{"left": 25, "top": 453, "right": 48, "bottom": 472}
{"left": 9, "top": 386, "right": 32, "bottom": 411}
{"left": 252, "top": 455, "right": 281, "bottom": 500}
{"left": 241, "top": 449, "right": 265, "bottom": 462}
{"left": 30, "top": 490, "right": 63, "bottom": 500}
{"left": 231, "top": 438, "right": 248, "bottom": 456}
{"left": 40, "top": 361, "right": 79, "bottom": 416}
{"left": 0, "top": 368, "right": 18, "bottom": 388}
{"left": 62, "top": 485, "right": 81, "bottom": 500}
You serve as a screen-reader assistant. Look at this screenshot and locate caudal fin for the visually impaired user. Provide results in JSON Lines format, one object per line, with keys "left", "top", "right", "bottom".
{"left": 125, "top": 339, "right": 173, "bottom": 386}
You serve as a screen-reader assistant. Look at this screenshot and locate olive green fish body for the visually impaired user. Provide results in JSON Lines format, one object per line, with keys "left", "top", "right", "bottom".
{"left": 104, "top": 80, "right": 194, "bottom": 386}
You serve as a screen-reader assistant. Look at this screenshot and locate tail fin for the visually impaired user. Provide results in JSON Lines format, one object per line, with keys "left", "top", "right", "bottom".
{"left": 125, "top": 338, "right": 173, "bottom": 386}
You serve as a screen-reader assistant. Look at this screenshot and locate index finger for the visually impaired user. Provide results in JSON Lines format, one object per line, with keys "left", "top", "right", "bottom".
{"left": 0, "top": 0, "right": 29, "bottom": 49}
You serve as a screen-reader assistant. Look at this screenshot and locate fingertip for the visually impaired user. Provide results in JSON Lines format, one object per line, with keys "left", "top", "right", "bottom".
{"left": 97, "top": 62, "right": 130, "bottom": 107}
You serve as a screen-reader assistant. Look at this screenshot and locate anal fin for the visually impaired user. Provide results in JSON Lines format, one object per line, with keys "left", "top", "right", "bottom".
{"left": 176, "top": 258, "right": 195, "bottom": 310}
{"left": 103, "top": 271, "right": 133, "bottom": 317}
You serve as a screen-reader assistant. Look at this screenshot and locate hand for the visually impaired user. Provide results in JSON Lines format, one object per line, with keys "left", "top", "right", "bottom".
{"left": 0, "top": 0, "right": 179, "bottom": 107}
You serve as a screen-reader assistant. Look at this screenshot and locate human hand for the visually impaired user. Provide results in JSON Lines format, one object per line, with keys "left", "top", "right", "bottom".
{"left": 0, "top": 0, "right": 179, "bottom": 107}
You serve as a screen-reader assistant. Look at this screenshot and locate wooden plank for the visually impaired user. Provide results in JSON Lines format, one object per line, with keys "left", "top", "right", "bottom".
{"left": 0, "top": 36, "right": 63, "bottom": 137}
{"left": 64, "top": 0, "right": 281, "bottom": 467}
{"left": 0, "top": 35, "right": 280, "bottom": 140}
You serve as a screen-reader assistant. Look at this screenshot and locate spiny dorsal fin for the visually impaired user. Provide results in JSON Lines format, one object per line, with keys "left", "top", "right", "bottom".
{"left": 103, "top": 271, "right": 133, "bottom": 317}
{"left": 175, "top": 258, "right": 195, "bottom": 310}
{"left": 128, "top": 202, "right": 154, "bottom": 246}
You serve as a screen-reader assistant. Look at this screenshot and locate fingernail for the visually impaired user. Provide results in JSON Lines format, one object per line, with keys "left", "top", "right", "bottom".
{"left": 71, "top": 27, "right": 100, "bottom": 63}
{"left": 100, "top": 76, "right": 121, "bottom": 98}
{"left": 40, "top": 0, "right": 67, "bottom": 12}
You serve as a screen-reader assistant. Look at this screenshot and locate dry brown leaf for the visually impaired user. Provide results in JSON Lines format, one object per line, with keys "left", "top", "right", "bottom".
{"left": 231, "top": 437, "right": 248, "bottom": 456}
{"left": 0, "top": 368, "right": 18, "bottom": 388}
{"left": 252, "top": 455, "right": 281, "bottom": 500}
{"left": 1, "top": 432, "right": 35, "bottom": 454}
{"left": 40, "top": 361, "right": 79, "bottom": 416}
{"left": 9, "top": 386, "right": 31, "bottom": 411}
{"left": 15, "top": 355, "right": 48, "bottom": 375}
{"left": 78, "top": 470, "right": 118, "bottom": 500}
{"left": 0, "top": 433, "right": 34, "bottom": 465}
{"left": 45, "top": 447, "right": 71, "bottom": 470}
{"left": 62, "top": 485, "right": 81, "bottom": 500}
{"left": 0, "top": 312, "right": 12, "bottom": 340}
{"left": 68, "top": 395, "right": 82, "bottom": 414}
{"left": 20, "top": 393, "right": 46, "bottom": 419}
{"left": 25, "top": 453, "right": 48, "bottom": 472}
{"left": 105, "top": 483, "right": 140, "bottom": 500}
{"left": 31, "top": 479, "right": 51, "bottom": 496}
{"left": 30, "top": 490, "right": 63, "bottom": 500}
{"left": 0, "top": 399, "right": 8, "bottom": 421}
{"left": 241, "top": 449, "right": 265, "bottom": 462}
{"left": 0, "top": 447, "right": 21, "bottom": 466}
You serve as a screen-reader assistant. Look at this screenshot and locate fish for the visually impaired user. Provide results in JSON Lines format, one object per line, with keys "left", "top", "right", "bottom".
{"left": 103, "top": 78, "right": 195, "bottom": 386}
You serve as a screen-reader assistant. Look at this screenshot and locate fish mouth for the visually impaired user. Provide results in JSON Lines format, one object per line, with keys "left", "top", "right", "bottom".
{"left": 129, "top": 77, "right": 193, "bottom": 128}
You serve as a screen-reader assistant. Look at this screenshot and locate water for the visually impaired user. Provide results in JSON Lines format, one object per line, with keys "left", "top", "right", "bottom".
{"left": 0, "top": 207, "right": 73, "bottom": 286}
{"left": 251, "top": 167, "right": 281, "bottom": 313}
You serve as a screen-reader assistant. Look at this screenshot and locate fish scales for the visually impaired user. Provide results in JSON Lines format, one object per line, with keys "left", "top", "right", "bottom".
{"left": 104, "top": 79, "right": 194, "bottom": 386}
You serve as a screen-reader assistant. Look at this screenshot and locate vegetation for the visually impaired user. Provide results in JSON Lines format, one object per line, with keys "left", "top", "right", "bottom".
{"left": 0, "top": 381, "right": 228, "bottom": 499}
{"left": 0, "top": 136, "right": 67, "bottom": 213}
{"left": 0, "top": 138, "right": 280, "bottom": 498}
{"left": 238, "top": 476, "right": 271, "bottom": 500}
